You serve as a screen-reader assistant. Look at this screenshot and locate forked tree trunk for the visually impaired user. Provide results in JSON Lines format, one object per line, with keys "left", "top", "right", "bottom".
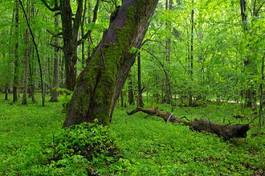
{"left": 64, "top": 0, "right": 159, "bottom": 127}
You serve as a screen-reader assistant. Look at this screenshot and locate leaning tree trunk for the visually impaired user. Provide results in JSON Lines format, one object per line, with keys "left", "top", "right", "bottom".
{"left": 64, "top": 0, "right": 159, "bottom": 127}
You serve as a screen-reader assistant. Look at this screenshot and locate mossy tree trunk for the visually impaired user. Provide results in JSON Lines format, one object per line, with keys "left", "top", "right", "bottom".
{"left": 64, "top": 0, "right": 159, "bottom": 127}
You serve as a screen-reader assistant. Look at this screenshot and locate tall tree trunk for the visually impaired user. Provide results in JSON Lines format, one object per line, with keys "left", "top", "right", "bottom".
{"left": 28, "top": 2, "right": 36, "bottom": 103}
{"left": 60, "top": 0, "right": 83, "bottom": 91}
{"left": 19, "top": 0, "right": 45, "bottom": 106}
{"left": 240, "top": 0, "right": 257, "bottom": 109}
{"left": 64, "top": 0, "right": 159, "bottom": 127}
{"left": 188, "top": 1, "right": 195, "bottom": 106}
{"left": 13, "top": 0, "right": 19, "bottom": 103}
{"left": 22, "top": 0, "right": 31, "bottom": 105}
{"left": 259, "top": 53, "right": 265, "bottom": 128}
{"left": 164, "top": 0, "right": 173, "bottom": 104}
{"left": 137, "top": 52, "right": 144, "bottom": 107}
{"left": 22, "top": 29, "right": 30, "bottom": 105}
{"left": 50, "top": 11, "right": 60, "bottom": 102}
{"left": 81, "top": 0, "right": 87, "bottom": 68}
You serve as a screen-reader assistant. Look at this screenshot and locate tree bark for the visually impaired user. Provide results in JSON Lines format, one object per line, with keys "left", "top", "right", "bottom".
{"left": 64, "top": 0, "right": 159, "bottom": 127}
{"left": 22, "top": 0, "right": 31, "bottom": 105}
{"left": 19, "top": 0, "right": 45, "bottom": 106}
{"left": 13, "top": 0, "right": 19, "bottom": 103}
{"left": 60, "top": 0, "right": 83, "bottom": 91}
{"left": 259, "top": 52, "right": 265, "bottom": 128}
{"left": 240, "top": 0, "right": 257, "bottom": 109}
{"left": 4, "top": 86, "right": 9, "bottom": 101}
{"left": 189, "top": 1, "right": 195, "bottom": 106}
{"left": 128, "top": 73, "right": 135, "bottom": 105}
{"left": 22, "top": 28, "right": 30, "bottom": 105}
{"left": 29, "top": 46, "right": 36, "bottom": 103}
{"left": 137, "top": 52, "right": 144, "bottom": 107}
{"left": 50, "top": 11, "right": 60, "bottom": 102}
{"left": 164, "top": 0, "right": 173, "bottom": 105}
{"left": 128, "top": 107, "right": 250, "bottom": 140}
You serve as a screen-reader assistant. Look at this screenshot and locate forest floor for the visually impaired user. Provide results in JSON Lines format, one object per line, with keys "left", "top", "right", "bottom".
{"left": 0, "top": 96, "right": 264, "bottom": 175}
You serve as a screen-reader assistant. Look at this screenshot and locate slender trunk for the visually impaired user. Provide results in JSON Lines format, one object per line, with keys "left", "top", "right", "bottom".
{"left": 259, "top": 53, "right": 265, "bottom": 128}
{"left": 13, "top": 0, "right": 19, "bottom": 103}
{"left": 189, "top": 2, "right": 195, "bottom": 106}
{"left": 19, "top": 0, "right": 45, "bottom": 106}
{"left": 4, "top": 86, "right": 9, "bottom": 101}
{"left": 28, "top": 3, "right": 36, "bottom": 103}
{"left": 64, "top": 0, "right": 159, "bottom": 127}
{"left": 22, "top": 0, "right": 31, "bottom": 105}
{"left": 120, "top": 90, "right": 124, "bottom": 107}
{"left": 81, "top": 0, "right": 87, "bottom": 68}
{"left": 60, "top": 51, "right": 65, "bottom": 87}
{"left": 29, "top": 47, "right": 36, "bottom": 103}
{"left": 22, "top": 28, "right": 30, "bottom": 105}
{"left": 137, "top": 52, "right": 144, "bottom": 107}
{"left": 240, "top": 0, "right": 257, "bottom": 109}
{"left": 164, "top": 0, "right": 172, "bottom": 104}
{"left": 128, "top": 73, "right": 134, "bottom": 105}
{"left": 50, "top": 11, "right": 60, "bottom": 102}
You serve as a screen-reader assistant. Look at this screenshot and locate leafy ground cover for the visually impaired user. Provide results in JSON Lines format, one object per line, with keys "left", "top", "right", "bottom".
{"left": 0, "top": 98, "right": 264, "bottom": 175}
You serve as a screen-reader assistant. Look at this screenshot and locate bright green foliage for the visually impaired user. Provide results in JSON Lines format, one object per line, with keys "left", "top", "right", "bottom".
{"left": 0, "top": 98, "right": 264, "bottom": 175}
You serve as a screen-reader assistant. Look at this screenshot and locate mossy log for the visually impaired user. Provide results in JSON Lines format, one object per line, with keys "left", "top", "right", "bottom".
{"left": 128, "top": 107, "right": 250, "bottom": 140}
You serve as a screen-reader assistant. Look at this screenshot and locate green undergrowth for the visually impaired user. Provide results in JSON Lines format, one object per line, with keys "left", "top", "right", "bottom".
{"left": 0, "top": 97, "right": 264, "bottom": 175}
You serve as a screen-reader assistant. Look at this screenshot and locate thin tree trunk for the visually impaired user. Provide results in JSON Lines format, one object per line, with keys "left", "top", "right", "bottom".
{"left": 259, "top": 52, "right": 265, "bottom": 128}
{"left": 120, "top": 90, "right": 124, "bottom": 107}
{"left": 50, "top": 10, "right": 60, "bottom": 102}
{"left": 22, "top": 0, "right": 31, "bottom": 105}
{"left": 19, "top": 0, "right": 45, "bottom": 106}
{"left": 164, "top": 0, "right": 173, "bottom": 104}
{"left": 64, "top": 0, "right": 159, "bottom": 127}
{"left": 189, "top": 1, "right": 195, "bottom": 106}
{"left": 13, "top": 0, "right": 19, "bottom": 103}
{"left": 4, "top": 86, "right": 9, "bottom": 101}
{"left": 81, "top": 0, "right": 87, "bottom": 68}
{"left": 240, "top": 0, "right": 257, "bottom": 109}
{"left": 128, "top": 73, "right": 134, "bottom": 105}
{"left": 137, "top": 52, "right": 144, "bottom": 107}
{"left": 22, "top": 28, "right": 30, "bottom": 105}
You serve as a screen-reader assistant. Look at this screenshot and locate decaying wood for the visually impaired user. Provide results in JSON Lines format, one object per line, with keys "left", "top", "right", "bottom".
{"left": 128, "top": 107, "right": 250, "bottom": 140}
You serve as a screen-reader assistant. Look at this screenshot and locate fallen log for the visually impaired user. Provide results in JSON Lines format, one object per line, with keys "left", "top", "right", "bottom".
{"left": 127, "top": 107, "right": 250, "bottom": 140}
